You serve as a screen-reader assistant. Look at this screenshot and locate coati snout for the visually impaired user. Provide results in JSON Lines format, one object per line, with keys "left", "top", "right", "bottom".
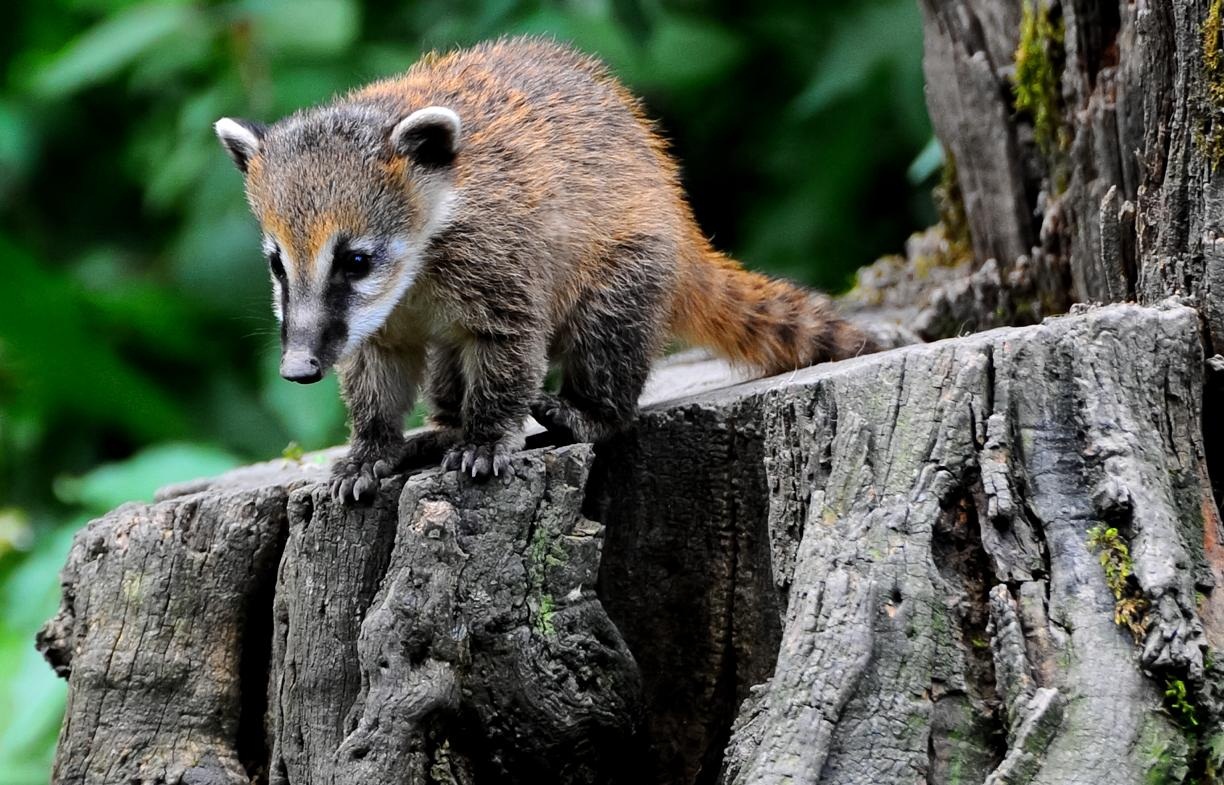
{"left": 280, "top": 350, "right": 323, "bottom": 384}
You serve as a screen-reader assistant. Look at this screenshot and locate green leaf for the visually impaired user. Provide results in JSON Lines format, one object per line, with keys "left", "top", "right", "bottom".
{"left": 793, "top": 0, "right": 923, "bottom": 117}
{"left": 0, "top": 523, "right": 76, "bottom": 782}
{"left": 907, "top": 136, "right": 944, "bottom": 185}
{"left": 0, "top": 510, "right": 32, "bottom": 560}
{"left": 250, "top": 0, "right": 360, "bottom": 57}
{"left": 643, "top": 15, "right": 744, "bottom": 88}
{"left": 29, "top": 3, "right": 196, "bottom": 97}
{"left": 127, "top": 23, "right": 217, "bottom": 91}
{"left": 0, "top": 101, "right": 37, "bottom": 192}
{"left": 54, "top": 442, "right": 240, "bottom": 511}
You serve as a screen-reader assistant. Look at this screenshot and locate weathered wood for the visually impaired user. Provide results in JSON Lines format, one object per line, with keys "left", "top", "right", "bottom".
{"left": 39, "top": 444, "right": 642, "bottom": 785}
{"left": 36, "top": 486, "right": 289, "bottom": 785}
{"left": 851, "top": 0, "right": 1224, "bottom": 352}
{"left": 38, "top": 302, "right": 1222, "bottom": 784}
{"left": 719, "top": 301, "right": 1210, "bottom": 784}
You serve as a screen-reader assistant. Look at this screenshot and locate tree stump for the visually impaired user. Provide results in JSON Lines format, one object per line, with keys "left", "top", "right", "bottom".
{"left": 38, "top": 302, "right": 1224, "bottom": 784}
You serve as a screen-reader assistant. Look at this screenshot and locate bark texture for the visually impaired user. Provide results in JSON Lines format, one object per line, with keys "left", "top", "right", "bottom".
{"left": 38, "top": 302, "right": 1224, "bottom": 784}
{"left": 851, "top": 0, "right": 1224, "bottom": 353}
{"left": 719, "top": 301, "right": 1211, "bottom": 785}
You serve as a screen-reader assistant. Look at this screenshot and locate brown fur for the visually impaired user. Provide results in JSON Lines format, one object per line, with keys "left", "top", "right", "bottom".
{"left": 356, "top": 39, "right": 873, "bottom": 372}
{"left": 672, "top": 244, "right": 877, "bottom": 374}
{"left": 219, "top": 37, "right": 880, "bottom": 496}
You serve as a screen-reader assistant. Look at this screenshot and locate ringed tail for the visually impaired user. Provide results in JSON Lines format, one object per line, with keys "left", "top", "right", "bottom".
{"left": 671, "top": 245, "right": 878, "bottom": 376}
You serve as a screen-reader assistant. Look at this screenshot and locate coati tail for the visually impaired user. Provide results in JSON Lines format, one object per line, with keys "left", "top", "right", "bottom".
{"left": 671, "top": 248, "right": 877, "bottom": 376}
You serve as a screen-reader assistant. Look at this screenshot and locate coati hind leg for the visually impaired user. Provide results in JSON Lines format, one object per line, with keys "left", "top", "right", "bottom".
{"left": 532, "top": 240, "right": 672, "bottom": 443}
{"left": 426, "top": 342, "right": 465, "bottom": 431}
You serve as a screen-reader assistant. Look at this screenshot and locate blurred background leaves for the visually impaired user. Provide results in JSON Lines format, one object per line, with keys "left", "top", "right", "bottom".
{"left": 0, "top": 0, "right": 932, "bottom": 779}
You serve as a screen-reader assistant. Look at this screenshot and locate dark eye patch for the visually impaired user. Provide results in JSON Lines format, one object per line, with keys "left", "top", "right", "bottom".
{"left": 331, "top": 238, "right": 376, "bottom": 282}
{"left": 268, "top": 250, "right": 286, "bottom": 280}
{"left": 337, "top": 249, "right": 372, "bottom": 279}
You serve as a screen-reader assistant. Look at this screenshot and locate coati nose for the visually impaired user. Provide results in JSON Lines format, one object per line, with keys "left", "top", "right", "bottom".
{"left": 280, "top": 351, "right": 323, "bottom": 384}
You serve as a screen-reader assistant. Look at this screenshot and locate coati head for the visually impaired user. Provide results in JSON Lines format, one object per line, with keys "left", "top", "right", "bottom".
{"left": 214, "top": 103, "right": 460, "bottom": 383}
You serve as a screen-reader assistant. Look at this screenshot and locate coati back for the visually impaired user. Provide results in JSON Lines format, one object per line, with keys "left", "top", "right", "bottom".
{"left": 214, "top": 37, "right": 878, "bottom": 501}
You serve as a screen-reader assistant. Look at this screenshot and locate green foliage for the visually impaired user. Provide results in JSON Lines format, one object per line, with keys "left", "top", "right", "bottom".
{"left": 1199, "top": 0, "right": 1224, "bottom": 171}
{"left": 1086, "top": 525, "right": 1132, "bottom": 591}
{"left": 1206, "top": 731, "right": 1224, "bottom": 781}
{"left": 1086, "top": 524, "right": 1150, "bottom": 641}
{"left": 1143, "top": 721, "right": 1193, "bottom": 785}
{"left": 281, "top": 441, "right": 305, "bottom": 462}
{"left": 1013, "top": 0, "right": 1068, "bottom": 168}
{"left": 534, "top": 592, "right": 557, "bottom": 637}
{"left": 1165, "top": 679, "right": 1200, "bottom": 729}
{"left": 0, "top": 524, "right": 75, "bottom": 785}
{"left": 54, "top": 443, "right": 240, "bottom": 511}
{"left": 0, "top": 1, "right": 932, "bottom": 779}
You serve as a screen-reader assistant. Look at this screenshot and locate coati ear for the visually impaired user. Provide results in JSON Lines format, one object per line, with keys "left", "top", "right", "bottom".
{"left": 390, "top": 106, "right": 462, "bottom": 167}
{"left": 214, "top": 117, "right": 267, "bottom": 174}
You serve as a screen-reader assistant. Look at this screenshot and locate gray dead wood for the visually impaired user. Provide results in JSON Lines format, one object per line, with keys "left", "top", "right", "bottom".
{"left": 850, "top": 0, "right": 1224, "bottom": 353}
{"left": 718, "top": 302, "right": 1211, "bottom": 785}
{"left": 37, "top": 301, "right": 1223, "bottom": 785}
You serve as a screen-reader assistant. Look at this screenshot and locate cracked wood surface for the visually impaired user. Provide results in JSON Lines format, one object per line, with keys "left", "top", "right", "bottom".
{"left": 37, "top": 302, "right": 1222, "bottom": 784}
{"left": 719, "top": 301, "right": 1208, "bottom": 784}
{"left": 852, "top": 1, "right": 1224, "bottom": 351}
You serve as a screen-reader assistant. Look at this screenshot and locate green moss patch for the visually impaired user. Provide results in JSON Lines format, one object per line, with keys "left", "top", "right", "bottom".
{"left": 1086, "top": 524, "right": 1150, "bottom": 641}
{"left": 1013, "top": 0, "right": 1070, "bottom": 190}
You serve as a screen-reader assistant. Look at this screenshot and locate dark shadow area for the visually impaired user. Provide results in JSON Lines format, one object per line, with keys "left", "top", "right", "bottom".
{"left": 589, "top": 405, "right": 782, "bottom": 785}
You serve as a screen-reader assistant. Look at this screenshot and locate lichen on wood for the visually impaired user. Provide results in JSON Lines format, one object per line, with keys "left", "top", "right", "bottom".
{"left": 1198, "top": 0, "right": 1224, "bottom": 171}
{"left": 1013, "top": 0, "right": 1069, "bottom": 176}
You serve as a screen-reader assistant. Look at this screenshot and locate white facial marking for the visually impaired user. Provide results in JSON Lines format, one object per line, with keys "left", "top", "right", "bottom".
{"left": 309, "top": 233, "right": 342, "bottom": 293}
{"left": 262, "top": 235, "right": 284, "bottom": 322}
{"left": 339, "top": 188, "right": 458, "bottom": 357}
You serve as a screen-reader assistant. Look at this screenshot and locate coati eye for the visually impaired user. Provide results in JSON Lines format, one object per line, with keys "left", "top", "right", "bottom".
{"left": 268, "top": 250, "right": 286, "bottom": 280}
{"left": 336, "top": 249, "right": 372, "bottom": 280}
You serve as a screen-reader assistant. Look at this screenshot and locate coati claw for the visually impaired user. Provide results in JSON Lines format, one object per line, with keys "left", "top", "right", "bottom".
{"left": 330, "top": 443, "right": 410, "bottom": 505}
{"left": 330, "top": 432, "right": 462, "bottom": 505}
{"left": 329, "top": 456, "right": 381, "bottom": 506}
{"left": 442, "top": 441, "right": 514, "bottom": 482}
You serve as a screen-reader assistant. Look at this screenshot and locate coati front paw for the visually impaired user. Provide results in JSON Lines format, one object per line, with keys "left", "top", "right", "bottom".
{"left": 330, "top": 444, "right": 403, "bottom": 505}
{"left": 441, "top": 438, "right": 516, "bottom": 482}
{"left": 330, "top": 430, "right": 463, "bottom": 504}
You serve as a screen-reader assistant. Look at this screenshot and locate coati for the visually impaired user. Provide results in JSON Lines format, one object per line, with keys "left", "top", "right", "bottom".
{"left": 214, "top": 36, "right": 878, "bottom": 503}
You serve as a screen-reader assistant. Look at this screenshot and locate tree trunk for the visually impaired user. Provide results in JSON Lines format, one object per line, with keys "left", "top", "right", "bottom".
{"left": 852, "top": 0, "right": 1224, "bottom": 350}
{"left": 36, "top": 2, "right": 1224, "bottom": 784}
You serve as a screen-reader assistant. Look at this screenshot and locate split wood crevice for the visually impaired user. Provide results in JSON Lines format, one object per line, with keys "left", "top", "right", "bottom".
{"left": 37, "top": 301, "right": 1224, "bottom": 785}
